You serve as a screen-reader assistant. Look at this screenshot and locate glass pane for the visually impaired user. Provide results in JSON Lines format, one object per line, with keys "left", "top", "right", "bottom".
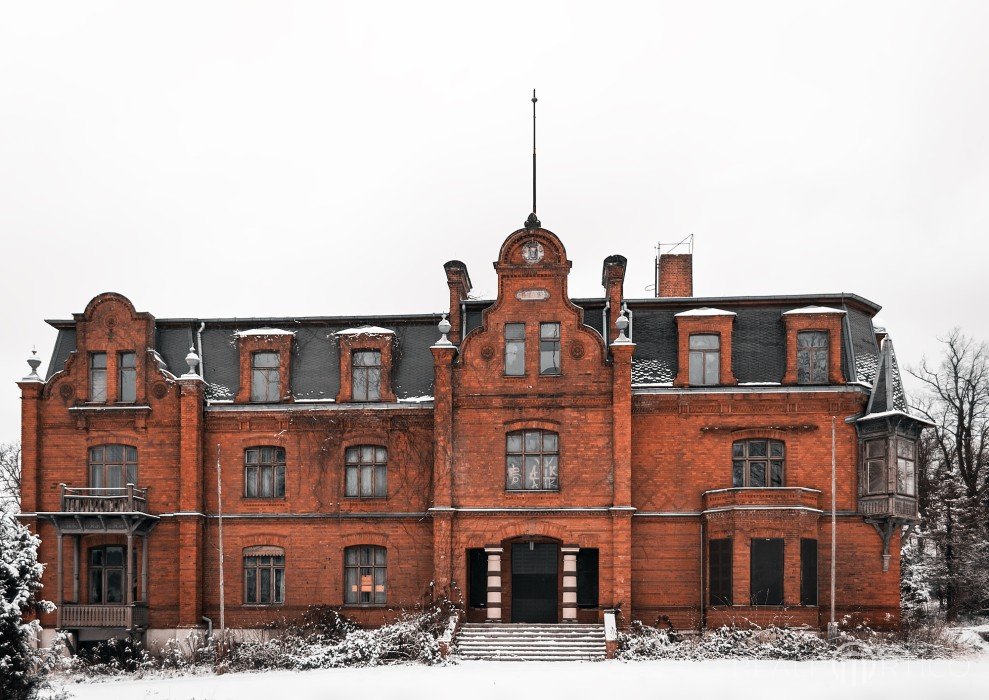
{"left": 689, "top": 351, "right": 703, "bottom": 385}
{"left": 769, "top": 441, "right": 784, "bottom": 457}
{"left": 540, "top": 344, "right": 561, "bottom": 375}
{"left": 897, "top": 440, "right": 915, "bottom": 459}
{"left": 360, "top": 466, "right": 372, "bottom": 496}
{"left": 748, "top": 441, "right": 768, "bottom": 457}
{"left": 505, "top": 339, "right": 525, "bottom": 376}
{"left": 704, "top": 352, "right": 719, "bottom": 384}
{"left": 543, "top": 455, "right": 559, "bottom": 489}
{"left": 274, "top": 568, "right": 284, "bottom": 603}
{"left": 345, "top": 567, "right": 357, "bottom": 604}
{"left": 275, "top": 466, "right": 285, "bottom": 497}
{"left": 127, "top": 464, "right": 137, "bottom": 486}
{"left": 120, "top": 368, "right": 136, "bottom": 403}
{"left": 868, "top": 460, "right": 886, "bottom": 493}
{"left": 345, "top": 548, "right": 358, "bottom": 565}
{"left": 689, "top": 335, "right": 719, "bottom": 350}
{"left": 260, "top": 569, "right": 271, "bottom": 603}
{"left": 266, "top": 371, "right": 280, "bottom": 401}
{"left": 125, "top": 446, "right": 137, "bottom": 462}
{"left": 505, "top": 323, "right": 525, "bottom": 340}
{"left": 105, "top": 570, "right": 123, "bottom": 603}
{"left": 375, "top": 447, "right": 387, "bottom": 463}
{"left": 797, "top": 349, "right": 811, "bottom": 384}
{"left": 120, "top": 352, "right": 136, "bottom": 369}
{"left": 542, "top": 432, "right": 558, "bottom": 452}
{"left": 106, "top": 547, "right": 124, "bottom": 565}
{"left": 524, "top": 431, "right": 541, "bottom": 452}
{"left": 525, "top": 456, "right": 541, "bottom": 489}
{"left": 246, "top": 467, "right": 257, "bottom": 497}
{"left": 345, "top": 447, "right": 358, "bottom": 464}
{"left": 375, "top": 465, "right": 387, "bottom": 497}
{"left": 90, "top": 445, "right": 104, "bottom": 463}
{"left": 253, "top": 352, "right": 279, "bottom": 368}
{"left": 251, "top": 370, "right": 266, "bottom": 401}
{"left": 261, "top": 466, "right": 273, "bottom": 497}
{"left": 90, "top": 548, "right": 104, "bottom": 566}
{"left": 506, "top": 455, "right": 523, "bottom": 488}
{"left": 246, "top": 568, "right": 257, "bottom": 603}
{"left": 732, "top": 460, "right": 744, "bottom": 487}
{"left": 90, "top": 568, "right": 102, "bottom": 603}
{"left": 811, "top": 350, "right": 828, "bottom": 383}
{"left": 345, "top": 465, "right": 358, "bottom": 496}
{"left": 361, "top": 446, "right": 374, "bottom": 462}
{"left": 107, "top": 465, "right": 122, "bottom": 489}
{"left": 360, "top": 547, "right": 372, "bottom": 565}
{"left": 770, "top": 461, "right": 784, "bottom": 487}
{"left": 246, "top": 448, "right": 259, "bottom": 464}
{"left": 374, "top": 547, "right": 386, "bottom": 566}
{"left": 506, "top": 434, "right": 523, "bottom": 452}
{"left": 90, "top": 465, "right": 104, "bottom": 489}
{"left": 749, "top": 461, "right": 767, "bottom": 487}
{"left": 373, "top": 566, "right": 386, "bottom": 604}
{"left": 91, "top": 369, "right": 107, "bottom": 401}
{"left": 91, "top": 353, "right": 107, "bottom": 369}
{"left": 897, "top": 459, "right": 915, "bottom": 495}
{"left": 732, "top": 442, "right": 744, "bottom": 458}
{"left": 867, "top": 440, "right": 886, "bottom": 459}
{"left": 353, "top": 367, "right": 367, "bottom": 400}
{"left": 108, "top": 445, "right": 124, "bottom": 462}
{"left": 540, "top": 323, "right": 560, "bottom": 340}
{"left": 366, "top": 369, "right": 381, "bottom": 401}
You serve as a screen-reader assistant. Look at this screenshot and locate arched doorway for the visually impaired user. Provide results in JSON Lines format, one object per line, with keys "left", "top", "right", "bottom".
{"left": 509, "top": 538, "right": 559, "bottom": 623}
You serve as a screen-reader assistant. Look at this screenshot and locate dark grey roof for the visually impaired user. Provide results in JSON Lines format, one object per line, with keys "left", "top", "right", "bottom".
{"left": 866, "top": 338, "right": 909, "bottom": 415}
{"left": 46, "top": 328, "right": 76, "bottom": 381}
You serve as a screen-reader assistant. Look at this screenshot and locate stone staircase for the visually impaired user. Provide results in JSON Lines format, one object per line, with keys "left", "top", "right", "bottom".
{"left": 455, "top": 623, "right": 606, "bottom": 661}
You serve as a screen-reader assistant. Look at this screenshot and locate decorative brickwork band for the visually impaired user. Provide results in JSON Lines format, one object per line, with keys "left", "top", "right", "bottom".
{"left": 485, "top": 547, "right": 504, "bottom": 622}
{"left": 562, "top": 546, "right": 579, "bottom": 622}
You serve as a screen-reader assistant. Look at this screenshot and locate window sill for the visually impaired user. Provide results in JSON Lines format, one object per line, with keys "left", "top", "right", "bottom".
{"left": 242, "top": 497, "right": 287, "bottom": 501}
{"left": 341, "top": 604, "right": 389, "bottom": 609}
{"left": 343, "top": 496, "right": 389, "bottom": 500}
{"left": 505, "top": 489, "right": 561, "bottom": 494}
{"left": 242, "top": 603, "right": 285, "bottom": 608}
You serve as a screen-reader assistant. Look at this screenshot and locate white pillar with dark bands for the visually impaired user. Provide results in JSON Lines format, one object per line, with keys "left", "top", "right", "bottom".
{"left": 485, "top": 546, "right": 503, "bottom": 622}
{"left": 562, "top": 546, "right": 579, "bottom": 622}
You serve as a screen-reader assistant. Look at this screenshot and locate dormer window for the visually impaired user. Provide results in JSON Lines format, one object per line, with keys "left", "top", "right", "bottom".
{"left": 797, "top": 331, "right": 828, "bottom": 384}
{"left": 688, "top": 334, "right": 720, "bottom": 386}
{"left": 539, "top": 323, "right": 561, "bottom": 375}
{"left": 251, "top": 352, "right": 280, "bottom": 402}
{"left": 118, "top": 352, "right": 137, "bottom": 402}
{"left": 89, "top": 352, "right": 107, "bottom": 402}
{"left": 352, "top": 351, "right": 382, "bottom": 402}
{"left": 505, "top": 323, "right": 525, "bottom": 376}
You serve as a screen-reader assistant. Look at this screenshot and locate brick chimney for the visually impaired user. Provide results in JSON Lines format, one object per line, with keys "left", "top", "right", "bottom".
{"left": 656, "top": 253, "right": 693, "bottom": 297}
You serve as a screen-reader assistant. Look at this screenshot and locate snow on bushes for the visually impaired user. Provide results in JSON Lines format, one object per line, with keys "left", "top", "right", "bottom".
{"left": 617, "top": 620, "right": 975, "bottom": 661}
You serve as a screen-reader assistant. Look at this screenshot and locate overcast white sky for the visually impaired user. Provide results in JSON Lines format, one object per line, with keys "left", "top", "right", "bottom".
{"left": 2, "top": 1, "right": 988, "bottom": 443}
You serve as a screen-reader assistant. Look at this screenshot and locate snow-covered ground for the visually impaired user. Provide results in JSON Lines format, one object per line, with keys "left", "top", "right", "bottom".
{"left": 52, "top": 655, "right": 989, "bottom": 700}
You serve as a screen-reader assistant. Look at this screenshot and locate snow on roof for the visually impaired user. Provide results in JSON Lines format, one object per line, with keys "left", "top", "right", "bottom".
{"left": 234, "top": 328, "right": 296, "bottom": 337}
{"left": 781, "top": 306, "right": 846, "bottom": 315}
{"left": 674, "top": 307, "right": 736, "bottom": 317}
{"left": 335, "top": 326, "right": 395, "bottom": 336}
{"left": 857, "top": 409, "right": 936, "bottom": 426}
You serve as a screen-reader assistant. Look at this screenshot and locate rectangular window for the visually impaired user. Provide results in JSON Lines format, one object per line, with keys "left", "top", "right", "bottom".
{"left": 688, "top": 334, "right": 720, "bottom": 385}
{"left": 118, "top": 352, "right": 136, "bottom": 402}
{"left": 468, "top": 548, "right": 488, "bottom": 608}
{"left": 506, "top": 430, "right": 559, "bottom": 491}
{"left": 345, "top": 446, "right": 387, "bottom": 498}
{"left": 800, "top": 539, "right": 818, "bottom": 606}
{"left": 244, "top": 447, "right": 286, "bottom": 498}
{"left": 750, "top": 538, "right": 784, "bottom": 606}
{"left": 505, "top": 323, "right": 525, "bottom": 376}
{"left": 896, "top": 438, "right": 916, "bottom": 496}
{"left": 89, "top": 352, "right": 107, "bottom": 402}
{"left": 344, "top": 545, "right": 386, "bottom": 605}
{"left": 251, "top": 352, "right": 280, "bottom": 402}
{"left": 539, "top": 322, "right": 561, "bottom": 375}
{"left": 577, "top": 548, "right": 599, "bottom": 608}
{"left": 709, "top": 539, "right": 733, "bottom": 606}
{"left": 865, "top": 439, "right": 887, "bottom": 494}
{"left": 352, "top": 350, "right": 382, "bottom": 401}
{"left": 244, "top": 553, "right": 285, "bottom": 604}
{"left": 797, "top": 331, "right": 829, "bottom": 384}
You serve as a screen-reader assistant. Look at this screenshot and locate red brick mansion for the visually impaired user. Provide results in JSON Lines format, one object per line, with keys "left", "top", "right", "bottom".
{"left": 18, "top": 219, "right": 928, "bottom": 646}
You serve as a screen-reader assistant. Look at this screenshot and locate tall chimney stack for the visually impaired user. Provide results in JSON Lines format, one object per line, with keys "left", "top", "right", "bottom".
{"left": 655, "top": 236, "right": 694, "bottom": 297}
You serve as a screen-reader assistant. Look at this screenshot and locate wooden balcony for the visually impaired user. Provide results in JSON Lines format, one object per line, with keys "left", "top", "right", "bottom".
{"left": 858, "top": 493, "right": 919, "bottom": 520}
{"left": 58, "top": 603, "right": 148, "bottom": 629}
{"left": 60, "top": 484, "right": 148, "bottom": 514}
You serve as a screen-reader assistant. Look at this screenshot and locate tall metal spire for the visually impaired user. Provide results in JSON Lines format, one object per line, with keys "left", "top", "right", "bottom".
{"left": 525, "top": 89, "right": 541, "bottom": 230}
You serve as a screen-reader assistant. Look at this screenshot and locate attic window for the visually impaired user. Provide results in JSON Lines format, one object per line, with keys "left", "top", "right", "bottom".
{"left": 352, "top": 351, "right": 382, "bottom": 401}
{"left": 797, "top": 331, "right": 829, "bottom": 384}
{"left": 251, "top": 352, "right": 281, "bottom": 402}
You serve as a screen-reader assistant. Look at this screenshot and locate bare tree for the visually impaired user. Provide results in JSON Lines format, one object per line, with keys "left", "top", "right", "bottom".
{"left": 0, "top": 442, "right": 20, "bottom": 512}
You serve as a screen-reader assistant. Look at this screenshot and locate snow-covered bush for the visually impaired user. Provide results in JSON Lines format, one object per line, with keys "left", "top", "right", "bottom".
{"left": 0, "top": 512, "right": 53, "bottom": 700}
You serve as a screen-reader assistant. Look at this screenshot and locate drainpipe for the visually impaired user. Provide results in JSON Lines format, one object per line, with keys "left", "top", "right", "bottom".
{"left": 201, "top": 615, "right": 213, "bottom": 639}
{"left": 196, "top": 322, "right": 205, "bottom": 378}
{"left": 602, "top": 301, "right": 610, "bottom": 347}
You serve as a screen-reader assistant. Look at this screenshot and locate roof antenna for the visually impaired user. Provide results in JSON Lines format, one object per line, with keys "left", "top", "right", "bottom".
{"left": 525, "top": 89, "right": 541, "bottom": 230}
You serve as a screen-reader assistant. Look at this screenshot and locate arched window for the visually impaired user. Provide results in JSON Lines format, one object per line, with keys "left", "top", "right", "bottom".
{"left": 344, "top": 446, "right": 387, "bottom": 498}
{"left": 732, "top": 439, "right": 785, "bottom": 487}
{"left": 88, "top": 445, "right": 137, "bottom": 491}
{"left": 506, "top": 430, "right": 559, "bottom": 491}
{"left": 244, "top": 447, "right": 286, "bottom": 498}
{"left": 243, "top": 546, "right": 285, "bottom": 605}
{"left": 344, "top": 545, "right": 386, "bottom": 605}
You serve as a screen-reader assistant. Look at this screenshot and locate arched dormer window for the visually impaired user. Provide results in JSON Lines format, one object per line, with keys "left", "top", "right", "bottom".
{"left": 506, "top": 430, "right": 559, "bottom": 491}
{"left": 732, "top": 439, "right": 785, "bottom": 487}
{"left": 88, "top": 445, "right": 137, "bottom": 490}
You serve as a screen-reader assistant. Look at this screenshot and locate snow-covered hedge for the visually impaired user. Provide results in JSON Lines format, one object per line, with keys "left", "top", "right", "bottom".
{"left": 617, "top": 620, "right": 974, "bottom": 661}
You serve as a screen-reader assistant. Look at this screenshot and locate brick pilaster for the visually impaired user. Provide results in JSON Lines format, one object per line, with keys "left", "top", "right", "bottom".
{"left": 17, "top": 380, "right": 43, "bottom": 513}
{"left": 177, "top": 373, "right": 205, "bottom": 627}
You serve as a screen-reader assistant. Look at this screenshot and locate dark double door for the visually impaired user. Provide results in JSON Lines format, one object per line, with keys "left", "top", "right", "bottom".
{"left": 511, "top": 542, "right": 558, "bottom": 623}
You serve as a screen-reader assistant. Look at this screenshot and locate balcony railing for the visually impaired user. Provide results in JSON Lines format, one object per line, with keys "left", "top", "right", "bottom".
{"left": 858, "top": 494, "right": 919, "bottom": 519}
{"left": 703, "top": 487, "right": 822, "bottom": 512}
{"left": 58, "top": 603, "right": 148, "bottom": 629}
{"left": 60, "top": 484, "right": 149, "bottom": 513}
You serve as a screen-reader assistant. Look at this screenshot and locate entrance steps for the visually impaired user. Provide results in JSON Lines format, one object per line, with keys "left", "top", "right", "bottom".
{"left": 455, "top": 623, "right": 606, "bottom": 661}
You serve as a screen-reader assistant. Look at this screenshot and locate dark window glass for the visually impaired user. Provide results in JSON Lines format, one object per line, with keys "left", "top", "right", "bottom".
{"left": 896, "top": 438, "right": 916, "bottom": 496}
{"left": 750, "top": 538, "right": 784, "bottom": 606}
{"left": 800, "top": 539, "right": 818, "bottom": 606}
{"left": 688, "top": 334, "right": 720, "bottom": 385}
{"left": 732, "top": 439, "right": 785, "bottom": 487}
{"left": 244, "top": 447, "right": 286, "bottom": 498}
{"left": 88, "top": 545, "right": 126, "bottom": 604}
{"left": 865, "top": 439, "right": 887, "bottom": 494}
{"left": 709, "top": 539, "right": 733, "bottom": 606}
{"left": 352, "top": 350, "right": 382, "bottom": 401}
{"left": 505, "top": 323, "right": 525, "bottom": 376}
{"left": 118, "top": 352, "right": 136, "bottom": 402}
{"left": 506, "top": 430, "right": 559, "bottom": 491}
{"left": 251, "top": 352, "right": 280, "bottom": 402}
{"left": 539, "top": 323, "right": 561, "bottom": 375}
{"left": 344, "top": 446, "right": 387, "bottom": 498}
{"left": 344, "top": 545, "right": 386, "bottom": 605}
{"left": 90, "top": 352, "right": 107, "bottom": 402}
{"left": 468, "top": 548, "right": 488, "bottom": 608}
{"left": 244, "top": 548, "right": 285, "bottom": 604}
{"left": 88, "top": 445, "right": 138, "bottom": 492}
{"left": 797, "top": 331, "right": 829, "bottom": 384}
{"left": 577, "top": 548, "right": 599, "bottom": 608}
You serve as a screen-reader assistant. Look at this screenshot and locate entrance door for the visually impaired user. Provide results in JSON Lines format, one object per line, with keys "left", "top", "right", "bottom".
{"left": 511, "top": 542, "right": 558, "bottom": 623}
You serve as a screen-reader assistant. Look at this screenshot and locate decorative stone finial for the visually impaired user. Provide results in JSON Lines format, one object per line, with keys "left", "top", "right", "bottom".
{"left": 183, "top": 346, "right": 201, "bottom": 377}
{"left": 22, "top": 348, "right": 43, "bottom": 382}
{"left": 524, "top": 212, "right": 541, "bottom": 230}
{"left": 615, "top": 311, "right": 631, "bottom": 343}
{"left": 435, "top": 315, "right": 453, "bottom": 346}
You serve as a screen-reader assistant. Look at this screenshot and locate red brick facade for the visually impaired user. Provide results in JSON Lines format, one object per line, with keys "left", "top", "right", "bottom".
{"left": 18, "top": 227, "right": 922, "bottom": 642}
